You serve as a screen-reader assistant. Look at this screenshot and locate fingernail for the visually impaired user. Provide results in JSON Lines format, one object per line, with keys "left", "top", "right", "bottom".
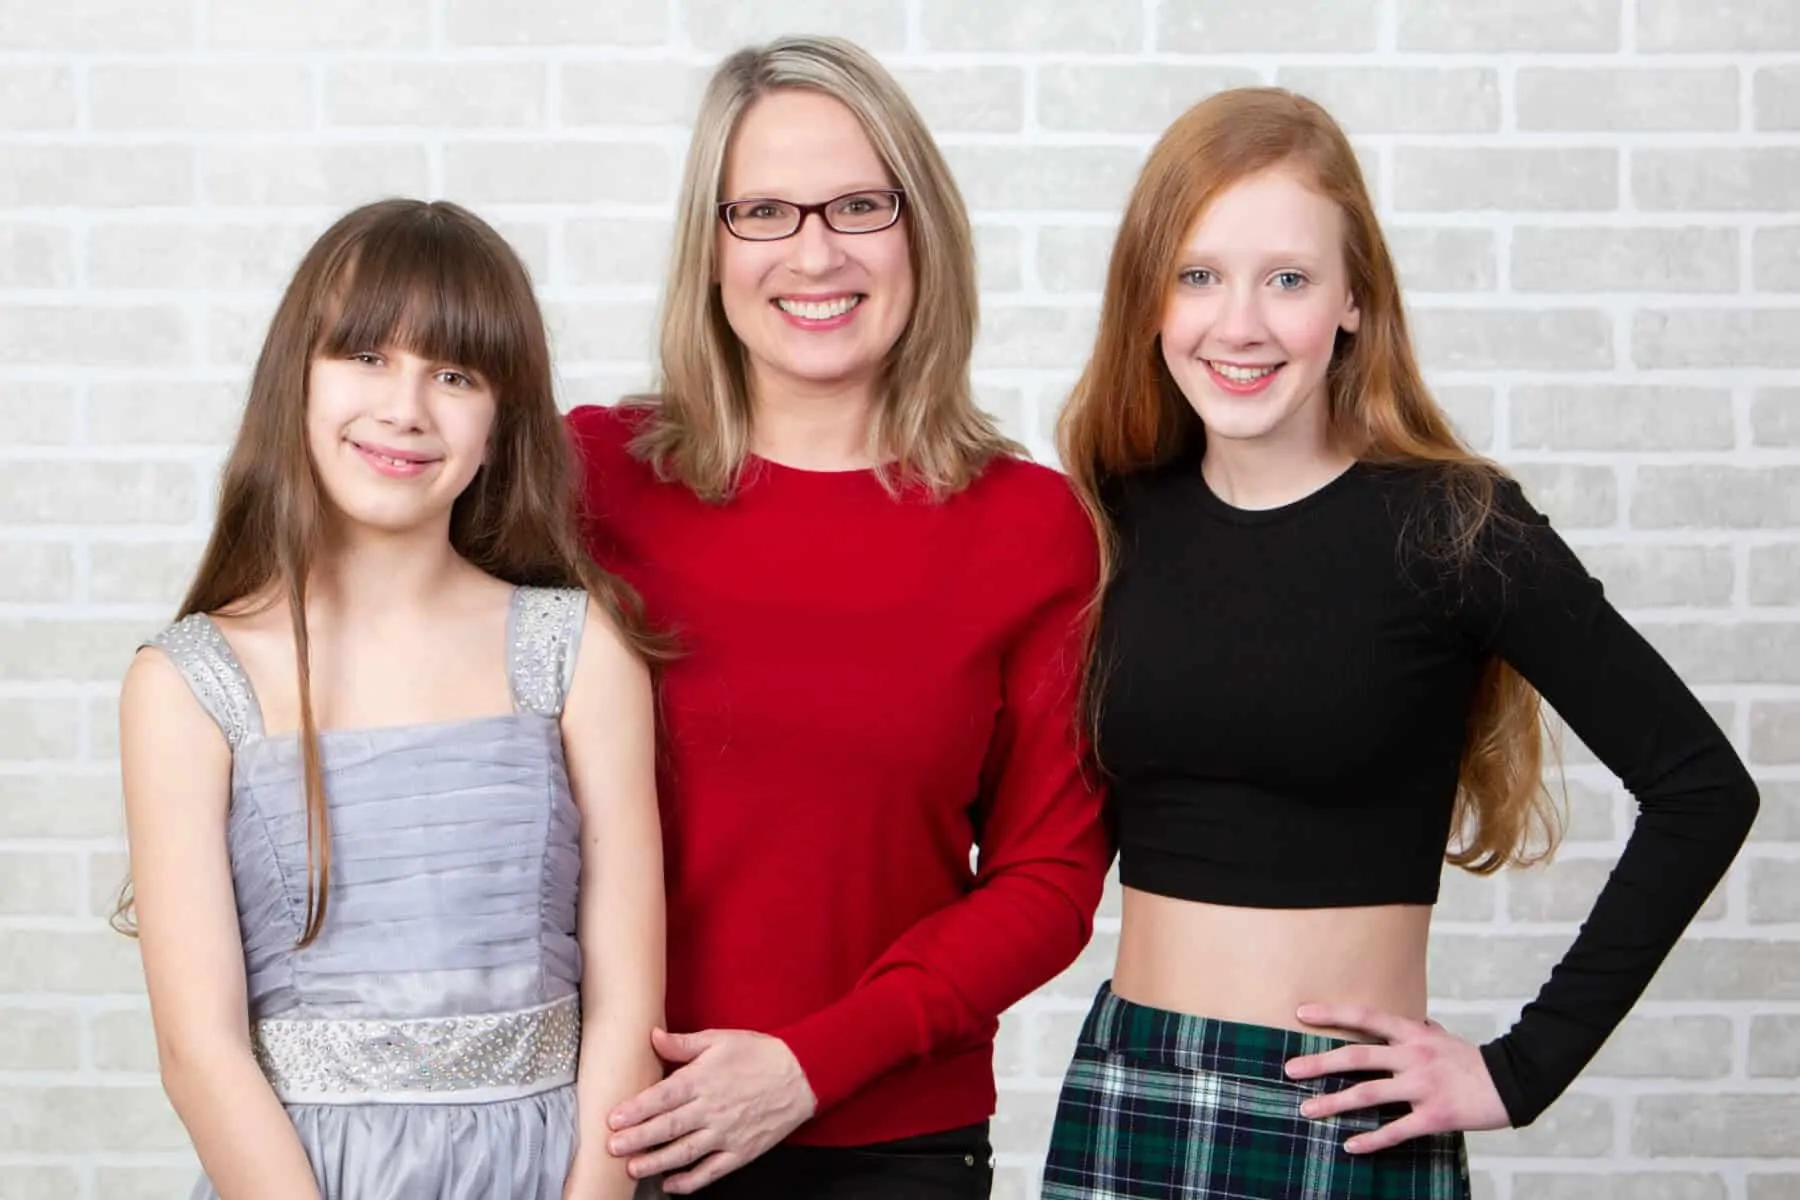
{"left": 1299, "top": 1101, "right": 1317, "bottom": 1117}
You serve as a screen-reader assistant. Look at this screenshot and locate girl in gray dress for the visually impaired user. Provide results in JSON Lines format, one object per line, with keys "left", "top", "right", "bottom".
{"left": 116, "top": 199, "right": 667, "bottom": 1200}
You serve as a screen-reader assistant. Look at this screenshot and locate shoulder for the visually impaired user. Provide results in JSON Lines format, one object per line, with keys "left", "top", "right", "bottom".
{"left": 966, "top": 455, "right": 1086, "bottom": 524}
{"left": 513, "top": 583, "right": 589, "bottom": 627}
{"left": 560, "top": 589, "right": 654, "bottom": 725}
{"left": 1097, "top": 448, "right": 1198, "bottom": 522}
{"left": 122, "top": 624, "right": 229, "bottom": 753}
{"left": 1346, "top": 459, "right": 1515, "bottom": 543}
{"left": 1362, "top": 460, "right": 1589, "bottom": 618}
{"left": 962, "top": 456, "right": 1099, "bottom": 593}
{"left": 1361, "top": 459, "right": 1552, "bottom": 550}
{"left": 566, "top": 402, "right": 663, "bottom": 522}
{"left": 565, "top": 401, "right": 657, "bottom": 467}
{"left": 512, "top": 585, "right": 643, "bottom": 678}
{"left": 126, "top": 630, "right": 199, "bottom": 705}
{"left": 141, "top": 611, "right": 219, "bottom": 662}
{"left": 134, "top": 612, "right": 245, "bottom": 714}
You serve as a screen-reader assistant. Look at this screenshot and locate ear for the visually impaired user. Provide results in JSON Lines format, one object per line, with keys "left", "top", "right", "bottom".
{"left": 1340, "top": 291, "right": 1361, "bottom": 335}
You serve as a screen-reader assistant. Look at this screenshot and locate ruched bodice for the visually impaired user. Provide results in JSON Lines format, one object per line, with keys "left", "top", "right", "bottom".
{"left": 229, "top": 714, "right": 582, "bottom": 1022}
{"left": 146, "top": 586, "right": 592, "bottom": 1200}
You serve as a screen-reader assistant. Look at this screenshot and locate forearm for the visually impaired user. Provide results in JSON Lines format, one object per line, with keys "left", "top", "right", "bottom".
{"left": 162, "top": 1042, "right": 320, "bottom": 1200}
{"left": 1482, "top": 775, "right": 1758, "bottom": 1126}
{"left": 778, "top": 869, "right": 1099, "bottom": 1109}
{"left": 568, "top": 1014, "right": 664, "bottom": 1199}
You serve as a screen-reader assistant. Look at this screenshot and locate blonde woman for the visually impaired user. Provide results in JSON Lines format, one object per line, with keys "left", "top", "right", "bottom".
{"left": 1041, "top": 87, "right": 1758, "bottom": 1200}
{"left": 566, "top": 36, "right": 1110, "bottom": 1200}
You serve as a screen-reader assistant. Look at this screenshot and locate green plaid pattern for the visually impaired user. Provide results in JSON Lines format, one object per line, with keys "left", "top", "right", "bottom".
{"left": 1042, "top": 984, "right": 1470, "bottom": 1200}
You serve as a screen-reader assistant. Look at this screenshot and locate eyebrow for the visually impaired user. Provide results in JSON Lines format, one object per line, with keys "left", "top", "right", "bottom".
{"left": 722, "top": 182, "right": 895, "bottom": 200}
{"left": 1176, "top": 247, "right": 1328, "bottom": 264}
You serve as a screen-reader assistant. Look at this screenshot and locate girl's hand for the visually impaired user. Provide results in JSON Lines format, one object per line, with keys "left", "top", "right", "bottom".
{"left": 1283, "top": 1004, "right": 1510, "bottom": 1153}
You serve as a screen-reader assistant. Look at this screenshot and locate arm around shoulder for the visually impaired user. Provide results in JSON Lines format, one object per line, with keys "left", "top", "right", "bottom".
{"left": 120, "top": 648, "right": 322, "bottom": 1199}
{"left": 558, "top": 601, "right": 666, "bottom": 1199}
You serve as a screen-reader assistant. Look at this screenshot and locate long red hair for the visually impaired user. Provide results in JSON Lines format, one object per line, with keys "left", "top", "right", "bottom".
{"left": 1058, "top": 88, "right": 1559, "bottom": 873}
{"left": 116, "top": 199, "right": 667, "bottom": 942}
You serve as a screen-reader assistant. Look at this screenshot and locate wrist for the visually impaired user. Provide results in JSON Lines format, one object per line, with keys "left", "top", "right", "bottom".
{"left": 777, "top": 1036, "right": 819, "bottom": 1120}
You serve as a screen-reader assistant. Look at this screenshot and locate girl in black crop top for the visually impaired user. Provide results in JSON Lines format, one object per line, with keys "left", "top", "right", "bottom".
{"left": 1040, "top": 88, "right": 1759, "bottom": 1200}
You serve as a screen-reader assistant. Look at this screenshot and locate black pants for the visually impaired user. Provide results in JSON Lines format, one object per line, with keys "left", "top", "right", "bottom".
{"left": 691, "top": 1122, "right": 993, "bottom": 1199}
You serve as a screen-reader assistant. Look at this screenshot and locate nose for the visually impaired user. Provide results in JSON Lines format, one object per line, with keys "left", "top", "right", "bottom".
{"left": 372, "top": 363, "right": 430, "bottom": 429}
{"left": 1213, "top": 283, "right": 1268, "bottom": 348}
{"left": 788, "top": 210, "right": 845, "bottom": 276}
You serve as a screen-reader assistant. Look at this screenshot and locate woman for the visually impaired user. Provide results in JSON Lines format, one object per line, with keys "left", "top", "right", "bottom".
{"left": 1042, "top": 88, "right": 1759, "bottom": 1199}
{"left": 565, "top": 35, "right": 1110, "bottom": 1200}
{"left": 118, "top": 199, "right": 665, "bottom": 1200}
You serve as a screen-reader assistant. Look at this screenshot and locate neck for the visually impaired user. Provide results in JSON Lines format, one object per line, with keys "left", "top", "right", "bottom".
{"left": 305, "top": 519, "right": 469, "bottom": 620}
{"left": 749, "top": 375, "right": 878, "bottom": 471}
{"left": 1200, "top": 427, "right": 1353, "bottom": 512}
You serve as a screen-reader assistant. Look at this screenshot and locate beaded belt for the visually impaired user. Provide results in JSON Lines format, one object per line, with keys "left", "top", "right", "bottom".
{"left": 251, "top": 993, "right": 579, "bottom": 1105}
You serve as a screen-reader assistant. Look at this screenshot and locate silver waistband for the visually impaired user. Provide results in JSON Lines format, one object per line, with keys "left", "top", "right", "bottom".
{"left": 252, "top": 993, "right": 579, "bottom": 1105}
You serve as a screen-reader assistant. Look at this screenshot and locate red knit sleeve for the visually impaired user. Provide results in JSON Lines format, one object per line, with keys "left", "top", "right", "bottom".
{"left": 773, "top": 469, "right": 1111, "bottom": 1111}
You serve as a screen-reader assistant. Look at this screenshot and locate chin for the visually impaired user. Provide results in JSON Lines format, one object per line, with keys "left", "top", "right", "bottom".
{"left": 322, "top": 491, "right": 445, "bottom": 537}
{"left": 776, "top": 358, "right": 882, "bottom": 391}
{"left": 1188, "top": 403, "right": 1282, "bottom": 443}
{"left": 1199, "top": 421, "right": 1285, "bottom": 446}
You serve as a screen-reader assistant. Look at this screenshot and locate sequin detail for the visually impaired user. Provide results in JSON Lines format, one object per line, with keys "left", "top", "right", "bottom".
{"left": 252, "top": 994, "right": 580, "bottom": 1105}
{"left": 508, "top": 587, "right": 586, "bottom": 718}
{"left": 145, "top": 614, "right": 263, "bottom": 749}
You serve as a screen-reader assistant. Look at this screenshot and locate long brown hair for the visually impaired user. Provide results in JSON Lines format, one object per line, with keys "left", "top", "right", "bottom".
{"left": 629, "top": 34, "right": 1019, "bottom": 502}
{"left": 117, "top": 198, "right": 667, "bottom": 943}
{"left": 1057, "top": 88, "right": 1559, "bottom": 873}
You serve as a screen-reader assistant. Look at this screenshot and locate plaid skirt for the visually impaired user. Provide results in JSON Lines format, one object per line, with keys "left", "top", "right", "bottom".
{"left": 1042, "top": 984, "right": 1470, "bottom": 1200}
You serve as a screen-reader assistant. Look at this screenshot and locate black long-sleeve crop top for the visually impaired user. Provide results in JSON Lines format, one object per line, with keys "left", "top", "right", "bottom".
{"left": 1096, "top": 453, "right": 1759, "bottom": 1127}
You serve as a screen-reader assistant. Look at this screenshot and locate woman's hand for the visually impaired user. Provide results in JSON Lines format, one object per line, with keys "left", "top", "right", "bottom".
{"left": 606, "top": 1028, "right": 817, "bottom": 1194}
{"left": 1283, "top": 1004, "right": 1510, "bottom": 1153}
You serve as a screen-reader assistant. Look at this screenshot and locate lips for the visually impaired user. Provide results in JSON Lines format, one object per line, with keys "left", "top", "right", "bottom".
{"left": 1202, "top": 358, "right": 1284, "bottom": 396}
{"left": 1207, "top": 360, "right": 1281, "bottom": 384}
{"left": 775, "top": 294, "right": 862, "bottom": 320}
{"left": 350, "top": 439, "right": 441, "bottom": 478}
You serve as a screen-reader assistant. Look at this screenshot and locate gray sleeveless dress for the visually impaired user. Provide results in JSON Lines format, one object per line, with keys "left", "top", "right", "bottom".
{"left": 149, "top": 585, "right": 590, "bottom": 1200}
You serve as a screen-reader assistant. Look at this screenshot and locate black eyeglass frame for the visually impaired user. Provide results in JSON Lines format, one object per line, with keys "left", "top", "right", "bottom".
{"left": 715, "top": 188, "right": 907, "bottom": 242}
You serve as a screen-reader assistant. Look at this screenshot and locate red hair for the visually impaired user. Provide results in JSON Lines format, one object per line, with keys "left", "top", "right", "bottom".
{"left": 1058, "top": 88, "right": 1559, "bottom": 873}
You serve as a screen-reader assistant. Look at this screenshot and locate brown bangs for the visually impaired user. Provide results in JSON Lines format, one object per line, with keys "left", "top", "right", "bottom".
{"left": 313, "top": 206, "right": 534, "bottom": 392}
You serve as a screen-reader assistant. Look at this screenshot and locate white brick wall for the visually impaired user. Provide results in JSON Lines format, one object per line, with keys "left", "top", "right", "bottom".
{"left": 0, "top": 1, "right": 1794, "bottom": 1197}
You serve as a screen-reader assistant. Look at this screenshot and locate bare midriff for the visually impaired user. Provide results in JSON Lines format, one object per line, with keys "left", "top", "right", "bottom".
{"left": 1111, "top": 887, "right": 1434, "bottom": 1042}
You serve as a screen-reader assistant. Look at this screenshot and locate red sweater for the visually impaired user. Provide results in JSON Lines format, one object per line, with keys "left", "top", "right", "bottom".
{"left": 567, "top": 403, "right": 1109, "bottom": 1146}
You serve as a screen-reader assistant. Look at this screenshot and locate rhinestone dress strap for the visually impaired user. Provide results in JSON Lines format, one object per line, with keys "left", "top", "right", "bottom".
{"left": 507, "top": 586, "right": 589, "bottom": 718}
{"left": 251, "top": 994, "right": 580, "bottom": 1106}
{"left": 143, "top": 614, "right": 265, "bottom": 750}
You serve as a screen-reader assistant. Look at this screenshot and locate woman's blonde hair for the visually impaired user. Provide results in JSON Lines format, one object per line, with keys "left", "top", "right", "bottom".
{"left": 628, "top": 34, "right": 1019, "bottom": 502}
{"left": 1058, "top": 87, "right": 1561, "bottom": 874}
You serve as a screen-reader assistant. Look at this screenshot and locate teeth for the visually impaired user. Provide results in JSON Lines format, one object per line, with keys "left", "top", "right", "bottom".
{"left": 1209, "top": 361, "right": 1278, "bottom": 384}
{"left": 777, "top": 295, "right": 860, "bottom": 320}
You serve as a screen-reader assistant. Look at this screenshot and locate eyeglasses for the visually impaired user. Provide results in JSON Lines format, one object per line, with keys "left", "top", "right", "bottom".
{"left": 716, "top": 189, "right": 906, "bottom": 242}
